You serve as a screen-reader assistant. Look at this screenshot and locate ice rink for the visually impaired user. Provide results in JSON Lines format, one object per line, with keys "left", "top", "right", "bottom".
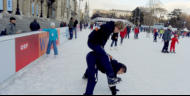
{"left": 0, "top": 29, "right": 190, "bottom": 95}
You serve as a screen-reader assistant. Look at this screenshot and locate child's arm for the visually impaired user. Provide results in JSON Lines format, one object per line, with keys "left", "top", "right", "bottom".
{"left": 42, "top": 29, "right": 50, "bottom": 32}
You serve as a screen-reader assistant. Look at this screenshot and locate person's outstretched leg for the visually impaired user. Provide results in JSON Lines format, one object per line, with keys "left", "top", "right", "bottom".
{"left": 52, "top": 40, "right": 58, "bottom": 55}
{"left": 46, "top": 40, "right": 52, "bottom": 55}
{"left": 173, "top": 45, "right": 176, "bottom": 53}
{"left": 84, "top": 52, "right": 98, "bottom": 95}
{"left": 88, "top": 42, "right": 120, "bottom": 86}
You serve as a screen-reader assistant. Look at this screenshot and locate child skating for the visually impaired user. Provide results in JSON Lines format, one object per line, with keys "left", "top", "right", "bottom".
{"left": 170, "top": 34, "right": 179, "bottom": 53}
{"left": 42, "top": 22, "right": 58, "bottom": 57}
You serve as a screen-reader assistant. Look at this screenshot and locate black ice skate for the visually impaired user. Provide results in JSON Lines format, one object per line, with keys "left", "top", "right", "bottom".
{"left": 108, "top": 77, "right": 122, "bottom": 87}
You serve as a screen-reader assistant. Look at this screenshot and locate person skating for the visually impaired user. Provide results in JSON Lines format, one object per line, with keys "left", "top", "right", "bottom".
{"left": 83, "top": 51, "right": 127, "bottom": 95}
{"left": 88, "top": 21, "right": 125, "bottom": 87}
{"left": 159, "top": 28, "right": 164, "bottom": 38}
{"left": 68, "top": 17, "right": 74, "bottom": 40}
{"left": 111, "top": 33, "right": 119, "bottom": 50}
{"left": 134, "top": 26, "right": 139, "bottom": 39}
{"left": 42, "top": 22, "right": 58, "bottom": 56}
{"left": 162, "top": 26, "right": 172, "bottom": 53}
{"left": 170, "top": 34, "right": 179, "bottom": 53}
{"left": 153, "top": 28, "right": 158, "bottom": 42}
{"left": 120, "top": 27, "right": 127, "bottom": 45}
{"left": 73, "top": 19, "right": 78, "bottom": 39}
{"left": 126, "top": 25, "right": 131, "bottom": 39}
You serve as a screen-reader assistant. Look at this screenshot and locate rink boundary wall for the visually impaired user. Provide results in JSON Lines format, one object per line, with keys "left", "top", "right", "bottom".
{"left": 0, "top": 27, "right": 69, "bottom": 85}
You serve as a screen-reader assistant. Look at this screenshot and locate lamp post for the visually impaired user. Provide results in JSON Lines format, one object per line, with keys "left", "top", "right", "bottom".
{"left": 40, "top": 0, "right": 44, "bottom": 17}
{"left": 15, "top": 0, "right": 20, "bottom": 15}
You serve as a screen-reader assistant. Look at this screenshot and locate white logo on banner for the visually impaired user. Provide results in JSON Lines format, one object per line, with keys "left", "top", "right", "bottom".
{"left": 0, "top": 0, "right": 3, "bottom": 10}
{"left": 7, "top": 0, "right": 12, "bottom": 11}
{"left": 20, "top": 43, "right": 29, "bottom": 51}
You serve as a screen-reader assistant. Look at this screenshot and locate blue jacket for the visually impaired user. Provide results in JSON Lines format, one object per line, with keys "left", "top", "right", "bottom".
{"left": 162, "top": 29, "right": 172, "bottom": 41}
{"left": 43, "top": 28, "right": 58, "bottom": 41}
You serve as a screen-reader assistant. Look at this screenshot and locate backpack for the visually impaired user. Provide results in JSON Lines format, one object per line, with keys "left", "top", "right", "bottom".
{"left": 0, "top": 29, "right": 7, "bottom": 36}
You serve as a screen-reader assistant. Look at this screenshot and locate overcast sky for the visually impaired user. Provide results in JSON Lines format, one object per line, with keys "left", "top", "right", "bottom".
{"left": 83, "top": 0, "right": 190, "bottom": 16}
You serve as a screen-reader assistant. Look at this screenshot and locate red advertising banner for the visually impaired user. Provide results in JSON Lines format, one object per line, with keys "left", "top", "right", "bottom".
{"left": 15, "top": 34, "right": 39, "bottom": 72}
{"left": 39, "top": 32, "right": 49, "bottom": 56}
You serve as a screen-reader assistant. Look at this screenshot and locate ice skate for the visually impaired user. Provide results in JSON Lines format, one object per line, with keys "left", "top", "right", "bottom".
{"left": 108, "top": 77, "right": 122, "bottom": 87}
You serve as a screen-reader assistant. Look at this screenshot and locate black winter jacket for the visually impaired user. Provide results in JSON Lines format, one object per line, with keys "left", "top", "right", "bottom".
{"left": 88, "top": 21, "right": 115, "bottom": 47}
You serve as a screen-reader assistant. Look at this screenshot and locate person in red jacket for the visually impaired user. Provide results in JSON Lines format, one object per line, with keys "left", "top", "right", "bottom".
{"left": 120, "top": 27, "right": 127, "bottom": 45}
{"left": 134, "top": 26, "right": 139, "bottom": 39}
{"left": 170, "top": 34, "right": 179, "bottom": 53}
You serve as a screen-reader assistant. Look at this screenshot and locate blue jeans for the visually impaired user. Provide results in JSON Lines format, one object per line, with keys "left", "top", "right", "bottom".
{"left": 69, "top": 28, "right": 73, "bottom": 39}
{"left": 46, "top": 40, "right": 58, "bottom": 55}
{"left": 88, "top": 42, "right": 115, "bottom": 78}
{"left": 84, "top": 52, "right": 98, "bottom": 95}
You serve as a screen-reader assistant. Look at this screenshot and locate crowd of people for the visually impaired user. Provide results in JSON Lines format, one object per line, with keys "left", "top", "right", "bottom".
{"left": 0, "top": 17, "right": 88, "bottom": 37}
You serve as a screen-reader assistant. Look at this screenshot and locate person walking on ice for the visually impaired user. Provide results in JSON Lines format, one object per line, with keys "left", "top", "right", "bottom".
{"left": 110, "top": 32, "right": 119, "bottom": 50}
{"left": 42, "top": 22, "right": 58, "bottom": 57}
{"left": 88, "top": 21, "right": 125, "bottom": 87}
{"left": 162, "top": 26, "right": 172, "bottom": 53}
{"left": 170, "top": 34, "right": 179, "bottom": 53}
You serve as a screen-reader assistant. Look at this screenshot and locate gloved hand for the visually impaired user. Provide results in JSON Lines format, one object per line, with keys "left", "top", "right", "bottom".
{"left": 110, "top": 86, "right": 120, "bottom": 95}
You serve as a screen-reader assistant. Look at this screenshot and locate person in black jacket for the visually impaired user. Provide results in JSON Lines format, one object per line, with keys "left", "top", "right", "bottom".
{"left": 73, "top": 19, "right": 78, "bottom": 39}
{"left": 83, "top": 51, "right": 127, "bottom": 95}
{"left": 30, "top": 19, "right": 40, "bottom": 31}
{"left": 87, "top": 21, "right": 125, "bottom": 87}
{"left": 111, "top": 33, "right": 119, "bottom": 48}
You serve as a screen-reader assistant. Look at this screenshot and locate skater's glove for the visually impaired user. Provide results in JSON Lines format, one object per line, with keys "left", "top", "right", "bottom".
{"left": 110, "top": 86, "right": 120, "bottom": 95}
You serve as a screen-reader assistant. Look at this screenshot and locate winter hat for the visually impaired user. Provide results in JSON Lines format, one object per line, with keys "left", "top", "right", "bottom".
{"left": 50, "top": 22, "right": 55, "bottom": 27}
{"left": 174, "top": 34, "right": 178, "bottom": 37}
{"left": 168, "top": 25, "right": 172, "bottom": 29}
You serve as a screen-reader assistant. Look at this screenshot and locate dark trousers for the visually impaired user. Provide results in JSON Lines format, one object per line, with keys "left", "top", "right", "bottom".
{"left": 69, "top": 28, "right": 73, "bottom": 39}
{"left": 84, "top": 53, "right": 98, "bottom": 95}
{"left": 126, "top": 33, "right": 130, "bottom": 38}
{"left": 121, "top": 38, "right": 124, "bottom": 44}
{"left": 111, "top": 40, "right": 117, "bottom": 47}
{"left": 162, "top": 41, "right": 169, "bottom": 52}
{"left": 88, "top": 42, "right": 115, "bottom": 78}
{"left": 134, "top": 34, "right": 138, "bottom": 39}
{"left": 154, "top": 36, "right": 157, "bottom": 42}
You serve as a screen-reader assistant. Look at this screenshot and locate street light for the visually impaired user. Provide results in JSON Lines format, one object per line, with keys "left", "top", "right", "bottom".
{"left": 15, "top": 0, "right": 20, "bottom": 15}
{"left": 40, "top": 0, "right": 44, "bottom": 17}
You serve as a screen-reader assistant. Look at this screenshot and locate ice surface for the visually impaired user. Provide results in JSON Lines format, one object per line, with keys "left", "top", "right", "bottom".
{"left": 0, "top": 29, "right": 190, "bottom": 95}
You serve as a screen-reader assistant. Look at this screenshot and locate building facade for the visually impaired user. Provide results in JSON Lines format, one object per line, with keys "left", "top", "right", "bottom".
{"left": 0, "top": 0, "right": 78, "bottom": 22}
{"left": 93, "top": 9, "right": 132, "bottom": 18}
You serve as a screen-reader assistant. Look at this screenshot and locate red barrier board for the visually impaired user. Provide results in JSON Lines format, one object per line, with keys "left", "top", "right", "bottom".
{"left": 15, "top": 34, "right": 39, "bottom": 72}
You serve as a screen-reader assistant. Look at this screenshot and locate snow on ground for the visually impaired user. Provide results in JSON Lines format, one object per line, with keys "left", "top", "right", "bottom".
{"left": 0, "top": 29, "right": 190, "bottom": 95}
